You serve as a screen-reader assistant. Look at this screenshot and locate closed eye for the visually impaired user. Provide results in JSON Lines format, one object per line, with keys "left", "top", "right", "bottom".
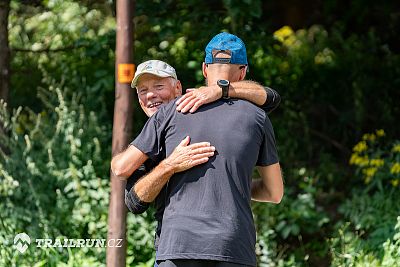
{"left": 138, "top": 89, "right": 148, "bottom": 95}
{"left": 155, "top": 84, "right": 165, "bottom": 90}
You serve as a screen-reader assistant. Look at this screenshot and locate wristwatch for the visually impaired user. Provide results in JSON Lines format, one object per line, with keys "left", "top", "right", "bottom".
{"left": 217, "top": 79, "right": 230, "bottom": 99}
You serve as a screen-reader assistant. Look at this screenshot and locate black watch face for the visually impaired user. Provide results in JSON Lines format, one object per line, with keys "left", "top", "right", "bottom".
{"left": 218, "top": 79, "right": 229, "bottom": 86}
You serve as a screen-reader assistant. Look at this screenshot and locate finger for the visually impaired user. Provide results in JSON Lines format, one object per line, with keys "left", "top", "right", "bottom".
{"left": 190, "top": 146, "right": 216, "bottom": 155}
{"left": 176, "top": 91, "right": 193, "bottom": 105}
{"left": 181, "top": 98, "right": 200, "bottom": 113}
{"left": 178, "top": 136, "right": 190, "bottom": 147}
{"left": 191, "top": 151, "right": 215, "bottom": 160}
{"left": 176, "top": 95, "right": 196, "bottom": 111}
{"left": 187, "top": 142, "right": 212, "bottom": 149}
{"left": 189, "top": 100, "right": 203, "bottom": 113}
{"left": 190, "top": 157, "right": 210, "bottom": 167}
{"left": 186, "top": 88, "right": 195, "bottom": 92}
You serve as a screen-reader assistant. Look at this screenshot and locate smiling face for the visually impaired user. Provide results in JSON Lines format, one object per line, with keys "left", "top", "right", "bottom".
{"left": 136, "top": 73, "right": 182, "bottom": 117}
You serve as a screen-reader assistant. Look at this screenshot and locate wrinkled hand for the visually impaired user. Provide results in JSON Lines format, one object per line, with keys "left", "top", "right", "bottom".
{"left": 176, "top": 85, "right": 222, "bottom": 113}
{"left": 164, "top": 136, "right": 215, "bottom": 173}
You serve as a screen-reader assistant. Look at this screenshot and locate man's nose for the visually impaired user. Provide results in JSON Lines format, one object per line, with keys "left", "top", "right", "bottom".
{"left": 146, "top": 90, "right": 157, "bottom": 99}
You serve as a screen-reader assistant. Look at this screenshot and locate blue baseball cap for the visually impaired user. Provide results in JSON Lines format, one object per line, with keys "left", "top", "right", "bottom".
{"left": 204, "top": 32, "right": 248, "bottom": 65}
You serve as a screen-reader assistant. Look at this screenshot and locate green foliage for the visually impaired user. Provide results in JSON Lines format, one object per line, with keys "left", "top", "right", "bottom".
{"left": 0, "top": 75, "right": 109, "bottom": 265}
{"left": 349, "top": 130, "right": 400, "bottom": 190}
{"left": 9, "top": 0, "right": 116, "bottom": 113}
{"left": 330, "top": 192, "right": 400, "bottom": 267}
{"left": 0, "top": 77, "right": 156, "bottom": 266}
{"left": 329, "top": 134, "right": 400, "bottom": 266}
{"left": 253, "top": 168, "right": 330, "bottom": 266}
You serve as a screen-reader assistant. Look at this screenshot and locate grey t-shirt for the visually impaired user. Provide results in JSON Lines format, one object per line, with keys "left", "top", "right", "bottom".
{"left": 132, "top": 98, "right": 279, "bottom": 266}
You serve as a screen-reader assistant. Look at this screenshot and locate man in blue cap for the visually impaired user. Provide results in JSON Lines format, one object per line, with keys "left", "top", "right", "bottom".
{"left": 113, "top": 32, "right": 283, "bottom": 267}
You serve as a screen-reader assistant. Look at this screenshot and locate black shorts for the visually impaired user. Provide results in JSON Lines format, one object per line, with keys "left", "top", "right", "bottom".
{"left": 157, "top": 259, "right": 252, "bottom": 267}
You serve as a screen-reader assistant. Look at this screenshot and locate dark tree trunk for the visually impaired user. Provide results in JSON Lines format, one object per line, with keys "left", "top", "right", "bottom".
{"left": 0, "top": 0, "right": 10, "bottom": 104}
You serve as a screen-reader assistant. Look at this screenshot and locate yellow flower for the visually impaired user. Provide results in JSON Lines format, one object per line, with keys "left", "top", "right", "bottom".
{"left": 391, "top": 179, "right": 399, "bottom": 187}
{"left": 376, "top": 129, "right": 385, "bottom": 137}
{"left": 390, "top": 163, "right": 400, "bottom": 174}
{"left": 353, "top": 141, "right": 368, "bottom": 153}
{"left": 392, "top": 144, "right": 400, "bottom": 153}
{"left": 362, "top": 133, "right": 376, "bottom": 142}
{"left": 349, "top": 154, "right": 369, "bottom": 166}
{"left": 273, "top": 26, "right": 294, "bottom": 43}
{"left": 363, "top": 167, "right": 377, "bottom": 178}
{"left": 369, "top": 159, "right": 384, "bottom": 168}
{"left": 349, "top": 154, "right": 358, "bottom": 165}
{"left": 283, "top": 35, "right": 298, "bottom": 47}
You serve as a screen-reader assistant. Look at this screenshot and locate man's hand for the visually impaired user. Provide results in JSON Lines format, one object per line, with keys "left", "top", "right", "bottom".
{"left": 164, "top": 136, "right": 215, "bottom": 173}
{"left": 176, "top": 85, "right": 222, "bottom": 113}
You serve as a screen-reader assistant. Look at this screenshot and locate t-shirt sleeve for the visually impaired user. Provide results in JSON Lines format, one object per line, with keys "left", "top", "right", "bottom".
{"left": 256, "top": 115, "right": 279, "bottom": 166}
{"left": 261, "top": 87, "right": 281, "bottom": 114}
{"left": 130, "top": 108, "right": 166, "bottom": 161}
{"left": 125, "top": 165, "right": 151, "bottom": 214}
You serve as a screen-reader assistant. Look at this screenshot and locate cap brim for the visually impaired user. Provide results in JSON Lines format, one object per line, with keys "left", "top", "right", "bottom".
{"left": 131, "top": 71, "right": 174, "bottom": 88}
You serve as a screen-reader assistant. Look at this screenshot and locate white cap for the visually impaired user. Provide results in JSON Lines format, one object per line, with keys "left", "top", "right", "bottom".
{"left": 131, "top": 60, "right": 177, "bottom": 88}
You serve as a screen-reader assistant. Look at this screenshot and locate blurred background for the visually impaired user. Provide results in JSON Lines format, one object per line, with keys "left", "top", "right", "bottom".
{"left": 0, "top": 0, "right": 399, "bottom": 266}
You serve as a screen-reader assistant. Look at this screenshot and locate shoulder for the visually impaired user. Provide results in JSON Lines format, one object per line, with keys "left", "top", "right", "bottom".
{"left": 234, "top": 99, "right": 267, "bottom": 121}
{"left": 144, "top": 98, "right": 179, "bottom": 128}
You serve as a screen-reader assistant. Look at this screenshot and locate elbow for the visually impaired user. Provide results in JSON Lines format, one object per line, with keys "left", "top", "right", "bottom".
{"left": 270, "top": 186, "right": 284, "bottom": 204}
{"left": 264, "top": 185, "right": 284, "bottom": 204}
{"left": 269, "top": 192, "right": 283, "bottom": 204}
{"left": 111, "top": 158, "right": 128, "bottom": 178}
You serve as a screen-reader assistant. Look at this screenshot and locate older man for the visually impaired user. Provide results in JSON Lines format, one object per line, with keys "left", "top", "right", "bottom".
{"left": 112, "top": 32, "right": 283, "bottom": 267}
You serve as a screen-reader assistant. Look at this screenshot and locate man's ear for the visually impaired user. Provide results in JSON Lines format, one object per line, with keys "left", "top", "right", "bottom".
{"left": 202, "top": 62, "right": 208, "bottom": 78}
{"left": 239, "top": 66, "right": 247, "bottom": 81}
{"left": 175, "top": 80, "right": 183, "bottom": 96}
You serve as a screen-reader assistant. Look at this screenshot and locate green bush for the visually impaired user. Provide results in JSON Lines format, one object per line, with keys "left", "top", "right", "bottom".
{"left": 349, "top": 130, "right": 400, "bottom": 190}
{"left": 331, "top": 194, "right": 400, "bottom": 267}
{"left": 0, "top": 79, "right": 154, "bottom": 266}
{"left": 330, "top": 133, "right": 400, "bottom": 266}
{"left": 253, "top": 167, "right": 330, "bottom": 266}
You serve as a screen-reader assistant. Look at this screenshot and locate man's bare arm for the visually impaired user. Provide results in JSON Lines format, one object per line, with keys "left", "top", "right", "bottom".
{"left": 111, "top": 145, "right": 149, "bottom": 178}
{"left": 176, "top": 80, "right": 279, "bottom": 113}
{"left": 132, "top": 136, "right": 215, "bottom": 202}
{"left": 251, "top": 163, "right": 284, "bottom": 203}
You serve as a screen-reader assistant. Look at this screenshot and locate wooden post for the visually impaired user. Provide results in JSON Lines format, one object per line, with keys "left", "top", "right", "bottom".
{"left": 107, "top": 0, "right": 135, "bottom": 266}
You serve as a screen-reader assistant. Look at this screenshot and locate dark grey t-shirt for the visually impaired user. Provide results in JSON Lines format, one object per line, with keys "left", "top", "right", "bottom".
{"left": 132, "top": 98, "right": 279, "bottom": 266}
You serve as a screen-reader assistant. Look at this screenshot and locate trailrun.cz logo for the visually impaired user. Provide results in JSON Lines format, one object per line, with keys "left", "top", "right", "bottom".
{"left": 13, "top": 233, "right": 123, "bottom": 254}
{"left": 14, "top": 233, "right": 30, "bottom": 253}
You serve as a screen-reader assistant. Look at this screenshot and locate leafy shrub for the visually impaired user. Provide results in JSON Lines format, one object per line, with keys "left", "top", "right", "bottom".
{"left": 331, "top": 132, "right": 400, "bottom": 266}
{"left": 331, "top": 194, "right": 400, "bottom": 267}
{"left": 0, "top": 79, "right": 155, "bottom": 266}
{"left": 0, "top": 78, "right": 109, "bottom": 266}
{"left": 349, "top": 129, "right": 400, "bottom": 190}
{"left": 253, "top": 167, "right": 330, "bottom": 266}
